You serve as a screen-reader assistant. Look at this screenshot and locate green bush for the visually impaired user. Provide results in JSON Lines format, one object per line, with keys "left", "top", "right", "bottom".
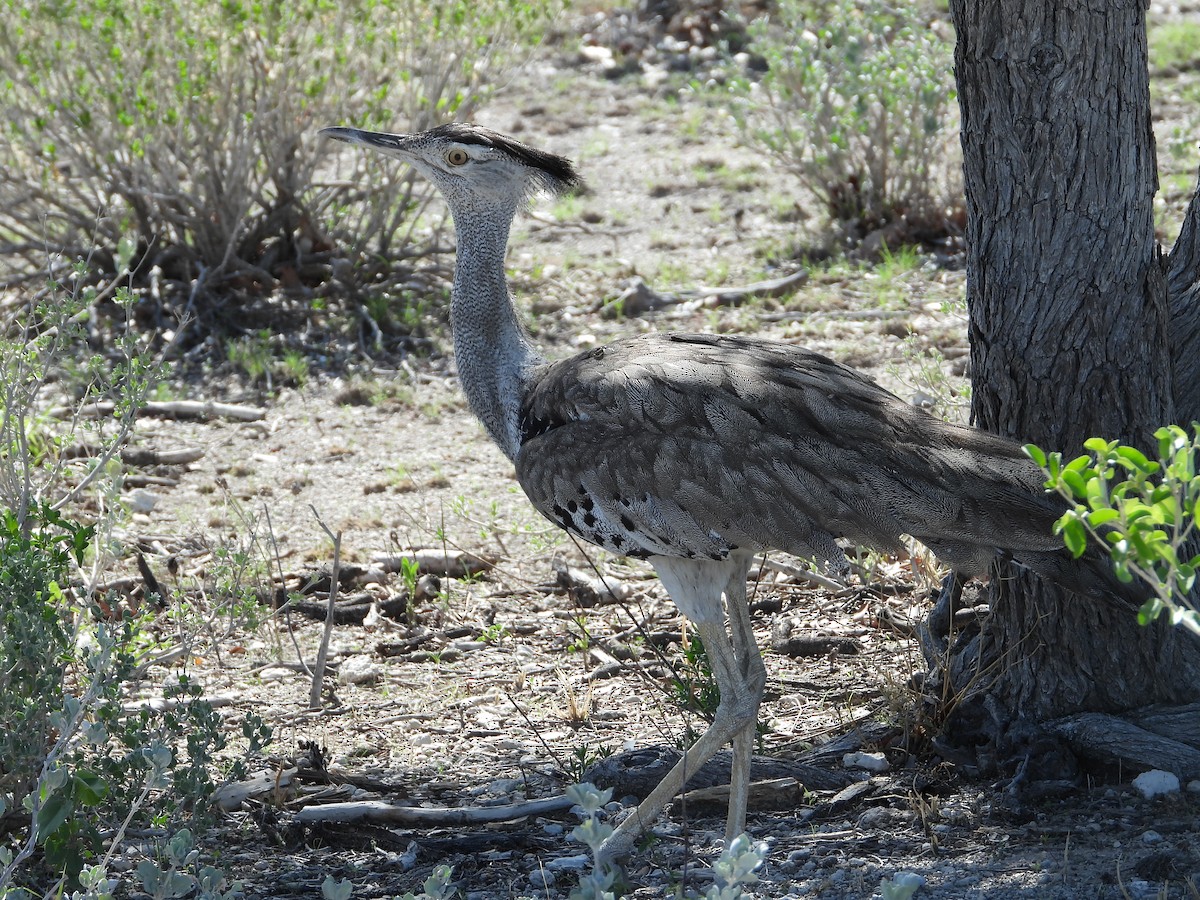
{"left": 0, "top": 0, "right": 560, "bottom": 337}
{"left": 0, "top": 270, "right": 271, "bottom": 897}
{"left": 731, "top": 0, "right": 958, "bottom": 237}
{"left": 1027, "top": 425, "right": 1200, "bottom": 636}
{"left": 0, "top": 506, "right": 93, "bottom": 804}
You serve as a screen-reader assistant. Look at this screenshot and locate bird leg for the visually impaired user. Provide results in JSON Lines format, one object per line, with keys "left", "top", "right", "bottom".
{"left": 721, "top": 561, "right": 766, "bottom": 843}
{"left": 597, "top": 557, "right": 765, "bottom": 864}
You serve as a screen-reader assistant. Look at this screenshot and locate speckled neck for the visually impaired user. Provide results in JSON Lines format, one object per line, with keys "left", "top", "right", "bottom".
{"left": 446, "top": 197, "right": 543, "bottom": 461}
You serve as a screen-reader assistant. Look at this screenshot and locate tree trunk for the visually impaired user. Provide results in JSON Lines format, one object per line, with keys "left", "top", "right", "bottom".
{"left": 1168, "top": 177, "right": 1200, "bottom": 421}
{"left": 947, "top": 0, "right": 1200, "bottom": 766}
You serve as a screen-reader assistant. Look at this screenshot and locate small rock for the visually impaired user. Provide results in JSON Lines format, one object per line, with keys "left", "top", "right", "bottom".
{"left": 881, "top": 871, "right": 925, "bottom": 895}
{"left": 842, "top": 751, "right": 890, "bottom": 773}
{"left": 1141, "top": 830, "right": 1163, "bottom": 844}
{"left": 545, "top": 854, "right": 589, "bottom": 872}
{"left": 338, "top": 655, "right": 382, "bottom": 685}
{"left": 1132, "top": 770, "right": 1180, "bottom": 799}
{"left": 128, "top": 489, "right": 158, "bottom": 513}
{"left": 528, "top": 869, "right": 555, "bottom": 890}
{"left": 1187, "top": 779, "right": 1200, "bottom": 795}
{"left": 542, "top": 823, "right": 564, "bottom": 836}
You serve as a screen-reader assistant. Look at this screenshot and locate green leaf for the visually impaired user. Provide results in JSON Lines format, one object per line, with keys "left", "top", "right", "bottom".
{"left": 1061, "top": 518, "right": 1088, "bottom": 558}
{"left": 1024, "top": 444, "right": 1047, "bottom": 467}
{"left": 1064, "top": 454, "right": 1093, "bottom": 473}
{"left": 1086, "top": 508, "right": 1120, "bottom": 528}
{"left": 1061, "top": 469, "right": 1089, "bottom": 500}
{"left": 1114, "top": 445, "right": 1154, "bottom": 472}
{"left": 36, "top": 791, "right": 73, "bottom": 840}
{"left": 73, "top": 769, "right": 109, "bottom": 806}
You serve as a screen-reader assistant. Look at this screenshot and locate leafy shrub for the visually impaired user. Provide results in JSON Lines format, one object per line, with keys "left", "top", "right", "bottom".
{"left": 0, "top": 0, "right": 560, "bottom": 343}
{"left": 731, "top": 0, "right": 959, "bottom": 241}
{"left": 0, "top": 506, "right": 94, "bottom": 804}
{"left": 0, "top": 270, "right": 271, "bottom": 897}
{"left": 1027, "top": 425, "right": 1200, "bottom": 636}
{"left": 0, "top": 267, "right": 153, "bottom": 523}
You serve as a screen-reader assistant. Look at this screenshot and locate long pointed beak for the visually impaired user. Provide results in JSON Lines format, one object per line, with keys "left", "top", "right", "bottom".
{"left": 319, "top": 126, "right": 414, "bottom": 159}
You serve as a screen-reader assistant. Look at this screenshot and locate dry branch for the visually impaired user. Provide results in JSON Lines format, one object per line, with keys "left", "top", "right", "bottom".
{"left": 671, "top": 777, "right": 807, "bottom": 814}
{"left": 1049, "top": 711, "right": 1200, "bottom": 778}
{"left": 373, "top": 548, "right": 496, "bottom": 578}
{"left": 50, "top": 400, "right": 266, "bottom": 422}
{"left": 310, "top": 513, "right": 343, "bottom": 710}
{"left": 293, "top": 795, "right": 574, "bottom": 826}
{"left": 610, "top": 270, "right": 809, "bottom": 316}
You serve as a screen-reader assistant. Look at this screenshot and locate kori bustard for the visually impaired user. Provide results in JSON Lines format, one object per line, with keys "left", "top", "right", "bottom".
{"left": 321, "top": 122, "right": 1127, "bottom": 862}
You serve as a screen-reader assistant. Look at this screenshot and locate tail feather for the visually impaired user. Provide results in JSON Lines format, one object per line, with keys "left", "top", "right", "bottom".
{"left": 1012, "top": 546, "right": 1148, "bottom": 606}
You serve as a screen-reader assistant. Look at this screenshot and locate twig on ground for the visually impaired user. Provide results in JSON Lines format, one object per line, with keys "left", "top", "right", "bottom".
{"left": 309, "top": 507, "right": 343, "bottom": 711}
{"left": 294, "top": 795, "right": 574, "bottom": 826}
{"left": 49, "top": 399, "right": 267, "bottom": 422}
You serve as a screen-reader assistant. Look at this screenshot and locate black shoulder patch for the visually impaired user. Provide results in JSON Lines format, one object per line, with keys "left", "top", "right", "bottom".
{"left": 518, "top": 401, "right": 569, "bottom": 445}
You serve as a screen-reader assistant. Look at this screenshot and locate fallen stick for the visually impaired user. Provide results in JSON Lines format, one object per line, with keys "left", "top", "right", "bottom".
{"left": 752, "top": 554, "right": 845, "bottom": 592}
{"left": 121, "top": 447, "right": 207, "bottom": 466}
{"left": 671, "top": 777, "right": 805, "bottom": 813}
{"left": 610, "top": 270, "right": 809, "bottom": 316}
{"left": 293, "top": 795, "right": 574, "bottom": 826}
{"left": 374, "top": 548, "right": 496, "bottom": 578}
{"left": 49, "top": 400, "right": 266, "bottom": 422}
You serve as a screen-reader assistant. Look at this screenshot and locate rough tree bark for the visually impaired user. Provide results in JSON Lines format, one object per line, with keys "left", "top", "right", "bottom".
{"left": 946, "top": 1, "right": 1200, "bottom": 776}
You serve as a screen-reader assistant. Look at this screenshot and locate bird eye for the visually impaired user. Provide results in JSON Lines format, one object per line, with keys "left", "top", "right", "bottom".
{"left": 446, "top": 148, "right": 469, "bottom": 166}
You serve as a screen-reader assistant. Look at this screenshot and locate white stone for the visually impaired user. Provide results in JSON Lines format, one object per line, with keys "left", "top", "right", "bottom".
{"left": 879, "top": 871, "right": 925, "bottom": 898}
{"left": 842, "top": 751, "right": 890, "bottom": 773}
{"left": 338, "top": 655, "right": 382, "bottom": 685}
{"left": 128, "top": 489, "right": 158, "bottom": 513}
{"left": 1132, "top": 770, "right": 1180, "bottom": 799}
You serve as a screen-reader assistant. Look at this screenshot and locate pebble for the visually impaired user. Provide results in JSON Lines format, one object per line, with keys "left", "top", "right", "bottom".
{"left": 546, "top": 854, "right": 590, "bottom": 872}
{"left": 128, "top": 489, "right": 158, "bottom": 513}
{"left": 842, "top": 751, "right": 890, "bottom": 772}
{"left": 882, "top": 872, "right": 925, "bottom": 893}
{"left": 337, "top": 655, "right": 382, "bottom": 685}
{"left": 528, "top": 869, "right": 555, "bottom": 890}
{"left": 1141, "top": 829, "right": 1163, "bottom": 844}
{"left": 1188, "top": 779, "right": 1200, "bottom": 794}
{"left": 542, "top": 823, "right": 564, "bottom": 836}
{"left": 1132, "top": 769, "right": 1180, "bottom": 799}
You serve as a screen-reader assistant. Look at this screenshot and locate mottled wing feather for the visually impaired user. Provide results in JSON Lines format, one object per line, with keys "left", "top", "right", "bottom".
{"left": 515, "top": 332, "right": 1065, "bottom": 575}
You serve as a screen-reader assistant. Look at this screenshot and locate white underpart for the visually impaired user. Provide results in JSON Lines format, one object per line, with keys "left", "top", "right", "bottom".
{"left": 652, "top": 555, "right": 738, "bottom": 623}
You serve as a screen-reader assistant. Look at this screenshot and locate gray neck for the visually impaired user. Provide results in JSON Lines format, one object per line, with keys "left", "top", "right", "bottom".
{"left": 448, "top": 202, "right": 542, "bottom": 461}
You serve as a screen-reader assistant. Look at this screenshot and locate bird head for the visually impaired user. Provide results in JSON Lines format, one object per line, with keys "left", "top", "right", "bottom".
{"left": 320, "top": 122, "right": 582, "bottom": 212}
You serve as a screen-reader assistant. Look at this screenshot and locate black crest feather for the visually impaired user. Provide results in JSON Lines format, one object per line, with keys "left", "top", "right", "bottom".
{"left": 428, "top": 123, "right": 583, "bottom": 196}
